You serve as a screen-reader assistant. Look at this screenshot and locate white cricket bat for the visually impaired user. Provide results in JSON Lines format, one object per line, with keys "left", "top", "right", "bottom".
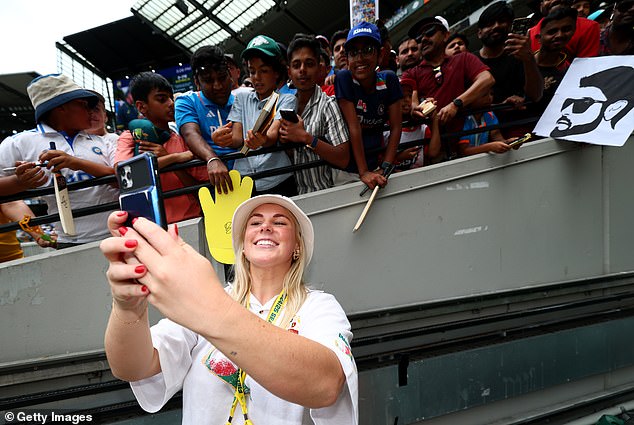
{"left": 49, "top": 142, "right": 76, "bottom": 235}
{"left": 352, "top": 185, "right": 380, "bottom": 232}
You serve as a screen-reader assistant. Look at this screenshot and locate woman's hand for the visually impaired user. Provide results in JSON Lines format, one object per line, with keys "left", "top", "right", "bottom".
{"left": 110, "top": 216, "right": 230, "bottom": 335}
{"left": 100, "top": 212, "right": 149, "bottom": 312}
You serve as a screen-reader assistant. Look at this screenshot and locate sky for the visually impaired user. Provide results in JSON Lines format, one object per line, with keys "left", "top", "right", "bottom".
{"left": 0, "top": 0, "right": 135, "bottom": 75}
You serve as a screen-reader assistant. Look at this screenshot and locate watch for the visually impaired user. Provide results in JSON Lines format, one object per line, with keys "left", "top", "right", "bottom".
{"left": 452, "top": 98, "right": 464, "bottom": 108}
{"left": 306, "top": 136, "right": 319, "bottom": 151}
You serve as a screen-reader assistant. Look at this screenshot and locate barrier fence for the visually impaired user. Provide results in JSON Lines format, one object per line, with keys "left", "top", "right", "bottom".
{"left": 0, "top": 104, "right": 541, "bottom": 235}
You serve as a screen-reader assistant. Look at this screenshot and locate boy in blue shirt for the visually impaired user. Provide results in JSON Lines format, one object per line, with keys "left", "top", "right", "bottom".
{"left": 335, "top": 22, "right": 403, "bottom": 189}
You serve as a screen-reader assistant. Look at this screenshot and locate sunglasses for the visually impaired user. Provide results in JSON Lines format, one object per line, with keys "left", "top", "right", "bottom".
{"left": 433, "top": 65, "right": 443, "bottom": 86}
{"left": 561, "top": 97, "right": 604, "bottom": 113}
{"left": 347, "top": 46, "right": 376, "bottom": 59}
{"left": 415, "top": 25, "right": 442, "bottom": 42}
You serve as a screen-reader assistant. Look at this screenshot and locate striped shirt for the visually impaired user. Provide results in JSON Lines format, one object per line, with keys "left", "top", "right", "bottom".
{"left": 292, "top": 86, "right": 349, "bottom": 194}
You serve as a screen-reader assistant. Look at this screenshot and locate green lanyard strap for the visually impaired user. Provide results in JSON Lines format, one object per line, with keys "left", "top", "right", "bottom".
{"left": 225, "top": 291, "right": 287, "bottom": 425}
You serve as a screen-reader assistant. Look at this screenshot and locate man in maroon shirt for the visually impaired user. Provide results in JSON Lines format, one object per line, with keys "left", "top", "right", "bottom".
{"left": 528, "top": 0, "right": 600, "bottom": 58}
{"left": 403, "top": 16, "right": 494, "bottom": 159}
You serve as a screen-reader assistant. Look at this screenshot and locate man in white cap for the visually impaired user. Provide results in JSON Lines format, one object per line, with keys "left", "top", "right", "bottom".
{"left": 403, "top": 16, "right": 494, "bottom": 160}
{"left": 0, "top": 73, "right": 118, "bottom": 247}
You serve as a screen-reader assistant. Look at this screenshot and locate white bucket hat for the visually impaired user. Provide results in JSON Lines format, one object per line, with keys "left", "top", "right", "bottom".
{"left": 27, "top": 73, "right": 98, "bottom": 122}
{"left": 232, "top": 195, "right": 314, "bottom": 265}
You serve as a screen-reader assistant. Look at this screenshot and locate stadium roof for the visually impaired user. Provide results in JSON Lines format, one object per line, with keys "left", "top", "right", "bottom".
{"left": 60, "top": 0, "right": 403, "bottom": 80}
{"left": 0, "top": 72, "right": 40, "bottom": 140}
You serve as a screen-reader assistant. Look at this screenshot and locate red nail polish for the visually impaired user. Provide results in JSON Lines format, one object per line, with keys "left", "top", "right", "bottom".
{"left": 116, "top": 211, "right": 127, "bottom": 217}
{"left": 135, "top": 265, "right": 146, "bottom": 274}
{"left": 141, "top": 285, "right": 148, "bottom": 293}
{"left": 124, "top": 239, "right": 138, "bottom": 248}
{"left": 131, "top": 217, "right": 139, "bottom": 225}
{"left": 119, "top": 226, "right": 128, "bottom": 235}
{"left": 174, "top": 223, "right": 179, "bottom": 236}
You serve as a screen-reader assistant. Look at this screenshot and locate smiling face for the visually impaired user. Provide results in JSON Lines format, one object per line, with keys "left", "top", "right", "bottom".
{"left": 539, "top": 15, "right": 576, "bottom": 52}
{"left": 416, "top": 24, "right": 449, "bottom": 60}
{"left": 242, "top": 203, "right": 299, "bottom": 270}
{"left": 346, "top": 38, "right": 379, "bottom": 83}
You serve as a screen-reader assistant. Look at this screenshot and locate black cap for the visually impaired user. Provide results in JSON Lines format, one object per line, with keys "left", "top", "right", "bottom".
{"left": 478, "top": 1, "right": 514, "bottom": 28}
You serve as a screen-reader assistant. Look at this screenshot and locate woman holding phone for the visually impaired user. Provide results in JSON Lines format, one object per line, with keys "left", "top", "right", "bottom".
{"left": 101, "top": 195, "right": 358, "bottom": 424}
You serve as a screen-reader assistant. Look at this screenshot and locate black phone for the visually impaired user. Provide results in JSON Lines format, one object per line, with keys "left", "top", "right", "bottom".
{"left": 280, "top": 109, "right": 299, "bottom": 123}
{"left": 510, "top": 17, "right": 532, "bottom": 35}
{"left": 116, "top": 153, "right": 167, "bottom": 229}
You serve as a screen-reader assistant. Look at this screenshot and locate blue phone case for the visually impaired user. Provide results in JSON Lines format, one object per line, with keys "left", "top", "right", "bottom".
{"left": 116, "top": 153, "right": 167, "bottom": 229}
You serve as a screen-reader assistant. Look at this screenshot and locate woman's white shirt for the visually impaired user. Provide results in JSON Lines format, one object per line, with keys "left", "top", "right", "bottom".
{"left": 130, "top": 289, "right": 358, "bottom": 424}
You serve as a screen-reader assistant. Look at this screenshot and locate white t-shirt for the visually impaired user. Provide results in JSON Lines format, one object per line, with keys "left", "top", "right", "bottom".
{"left": 0, "top": 123, "right": 118, "bottom": 243}
{"left": 131, "top": 289, "right": 358, "bottom": 425}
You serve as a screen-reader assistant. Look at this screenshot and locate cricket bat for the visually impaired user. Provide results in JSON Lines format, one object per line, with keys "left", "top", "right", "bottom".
{"left": 240, "top": 92, "right": 279, "bottom": 155}
{"left": 49, "top": 142, "right": 76, "bottom": 235}
{"left": 352, "top": 185, "right": 380, "bottom": 233}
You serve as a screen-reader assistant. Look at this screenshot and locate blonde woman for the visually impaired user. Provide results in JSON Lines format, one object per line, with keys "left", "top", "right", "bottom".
{"left": 101, "top": 195, "right": 358, "bottom": 424}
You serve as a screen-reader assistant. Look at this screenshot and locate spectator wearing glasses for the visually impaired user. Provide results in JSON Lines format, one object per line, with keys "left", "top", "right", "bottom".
{"left": 175, "top": 46, "right": 238, "bottom": 194}
{"left": 334, "top": 21, "right": 403, "bottom": 189}
{"left": 403, "top": 16, "right": 494, "bottom": 160}
{"left": 528, "top": 0, "right": 600, "bottom": 58}
{"left": 599, "top": 0, "right": 634, "bottom": 55}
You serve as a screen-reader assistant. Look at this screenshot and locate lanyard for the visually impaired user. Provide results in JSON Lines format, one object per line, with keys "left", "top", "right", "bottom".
{"left": 225, "top": 291, "right": 287, "bottom": 425}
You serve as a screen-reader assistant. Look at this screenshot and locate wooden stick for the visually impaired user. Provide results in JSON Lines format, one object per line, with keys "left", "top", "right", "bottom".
{"left": 352, "top": 185, "right": 380, "bottom": 232}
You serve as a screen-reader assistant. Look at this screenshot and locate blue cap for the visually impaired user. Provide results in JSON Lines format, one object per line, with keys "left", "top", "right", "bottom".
{"left": 344, "top": 21, "right": 382, "bottom": 49}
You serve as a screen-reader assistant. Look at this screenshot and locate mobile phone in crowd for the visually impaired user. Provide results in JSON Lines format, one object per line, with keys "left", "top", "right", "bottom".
{"left": 116, "top": 152, "right": 167, "bottom": 229}
{"left": 510, "top": 17, "right": 532, "bottom": 35}
{"left": 280, "top": 109, "right": 299, "bottom": 123}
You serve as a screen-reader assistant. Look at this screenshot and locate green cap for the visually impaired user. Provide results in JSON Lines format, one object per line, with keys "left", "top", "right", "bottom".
{"left": 241, "top": 35, "right": 282, "bottom": 60}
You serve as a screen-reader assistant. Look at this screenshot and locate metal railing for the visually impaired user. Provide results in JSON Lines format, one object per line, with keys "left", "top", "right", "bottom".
{"left": 0, "top": 103, "right": 541, "bottom": 235}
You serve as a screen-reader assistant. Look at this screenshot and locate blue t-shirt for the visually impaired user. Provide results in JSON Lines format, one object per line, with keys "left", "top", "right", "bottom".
{"left": 459, "top": 112, "right": 499, "bottom": 147}
{"left": 335, "top": 69, "right": 402, "bottom": 172}
{"left": 175, "top": 91, "right": 237, "bottom": 164}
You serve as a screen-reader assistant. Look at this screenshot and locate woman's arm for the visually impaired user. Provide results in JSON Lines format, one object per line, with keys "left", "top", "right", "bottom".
{"left": 113, "top": 217, "right": 346, "bottom": 407}
{"left": 101, "top": 212, "right": 161, "bottom": 382}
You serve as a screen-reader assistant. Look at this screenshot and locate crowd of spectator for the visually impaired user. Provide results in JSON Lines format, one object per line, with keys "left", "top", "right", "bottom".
{"left": 0, "top": 0, "right": 632, "bottom": 260}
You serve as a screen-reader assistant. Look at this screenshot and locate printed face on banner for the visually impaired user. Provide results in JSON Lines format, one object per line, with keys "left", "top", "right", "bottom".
{"left": 534, "top": 57, "right": 634, "bottom": 147}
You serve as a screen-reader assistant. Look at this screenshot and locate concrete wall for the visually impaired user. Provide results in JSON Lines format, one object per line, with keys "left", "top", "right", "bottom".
{"left": 1, "top": 136, "right": 633, "bottom": 364}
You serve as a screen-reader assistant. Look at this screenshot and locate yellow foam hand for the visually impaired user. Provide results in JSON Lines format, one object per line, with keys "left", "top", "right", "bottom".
{"left": 198, "top": 170, "right": 253, "bottom": 264}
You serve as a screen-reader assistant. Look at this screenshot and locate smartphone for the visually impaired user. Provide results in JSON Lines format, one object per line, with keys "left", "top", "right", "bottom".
{"left": 116, "top": 153, "right": 167, "bottom": 229}
{"left": 280, "top": 109, "right": 299, "bottom": 123}
{"left": 511, "top": 17, "right": 532, "bottom": 35}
